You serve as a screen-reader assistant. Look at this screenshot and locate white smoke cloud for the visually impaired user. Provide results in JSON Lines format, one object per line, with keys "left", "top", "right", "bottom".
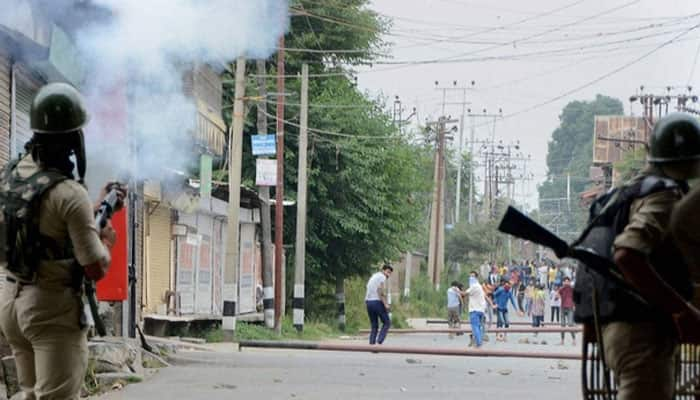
{"left": 71, "top": 0, "right": 288, "bottom": 188}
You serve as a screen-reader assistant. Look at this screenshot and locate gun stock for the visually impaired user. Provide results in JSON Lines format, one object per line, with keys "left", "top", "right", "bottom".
{"left": 498, "top": 206, "right": 570, "bottom": 258}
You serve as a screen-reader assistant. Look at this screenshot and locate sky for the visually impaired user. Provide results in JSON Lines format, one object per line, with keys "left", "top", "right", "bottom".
{"left": 355, "top": 0, "right": 700, "bottom": 210}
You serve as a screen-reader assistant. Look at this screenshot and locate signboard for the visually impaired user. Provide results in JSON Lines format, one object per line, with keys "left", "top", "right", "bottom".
{"left": 251, "top": 134, "right": 276, "bottom": 156}
{"left": 256, "top": 159, "right": 277, "bottom": 186}
{"left": 200, "top": 154, "right": 212, "bottom": 198}
{"left": 593, "top": 116, "right": 647, "bottom": 165}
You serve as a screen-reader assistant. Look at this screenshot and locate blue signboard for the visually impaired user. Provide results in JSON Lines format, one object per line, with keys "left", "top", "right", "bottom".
{"left": 251, "top": 134, "right": 276, "bottom": 156}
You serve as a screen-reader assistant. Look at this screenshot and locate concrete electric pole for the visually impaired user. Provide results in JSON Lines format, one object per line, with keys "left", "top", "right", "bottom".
{"left": 256, "top": 59, "right": 275, "bottom": 329}
{"left": 223, "top": 56, "right": 246, "bottom": 338}
{"left": 293, "top": 64, "right": 309, "bottom": 332}
{"left": 274, "top": 37, "right": 285, "bottom": 334}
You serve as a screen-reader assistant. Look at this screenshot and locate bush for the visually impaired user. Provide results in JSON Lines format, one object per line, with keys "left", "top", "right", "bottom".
{"left": 344, "top": 276, "right": 410, "bottom": 331}
{"left": 234, "top": 317, "right": 338, "bottom": 341}
{"left": 402, "top": 273, "right": 445, "bottom": 318}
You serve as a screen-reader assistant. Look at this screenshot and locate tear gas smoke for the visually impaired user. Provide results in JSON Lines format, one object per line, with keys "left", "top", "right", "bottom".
{"left": 35, "top": 0, "right": 287, "bottom": 189}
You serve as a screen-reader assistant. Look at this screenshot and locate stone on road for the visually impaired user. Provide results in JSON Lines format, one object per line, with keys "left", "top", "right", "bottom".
{"left": 96, "top": 331, "right": 582, "bottom": 400}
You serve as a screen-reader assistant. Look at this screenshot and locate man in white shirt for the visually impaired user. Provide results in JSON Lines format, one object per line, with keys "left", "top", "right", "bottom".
{"left": 365, "top": 264, "right": 393, "bottom": 344}
{"left": 465, "top": 271, "right": 487, "bottom": 347}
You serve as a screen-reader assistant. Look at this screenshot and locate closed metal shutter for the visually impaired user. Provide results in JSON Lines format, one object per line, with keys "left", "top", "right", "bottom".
{"left": 11, "top": 64, "right": 43, "bottom": 158}
{"left": 0, "top": 51, "right": 11, "bottom": 166}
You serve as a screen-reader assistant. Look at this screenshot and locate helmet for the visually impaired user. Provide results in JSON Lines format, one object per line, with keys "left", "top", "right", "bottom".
{"left": 30, "top": 82, "right": 88, "bottom": 133}
{"left": 648, "top": 113, "right": 700, "bottom": 163}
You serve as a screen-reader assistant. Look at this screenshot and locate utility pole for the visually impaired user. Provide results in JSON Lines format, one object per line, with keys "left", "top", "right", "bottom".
{"left": 426, "top": 117, "right": 457, "bottom": 289}
{"left": 435, "top": 80, "right": 475, "bottom": 224}
{"left": 274, "top": 38, "right": 285, "bottom": 333}
{"left": 392, "top": 95, "right": 417, "bottom": 135}
{"left": 256, "top": 59, "right": 275, "bottom": 329}
{"left": 274, "top": 39, "right": 286, "bottom": 333}
{"left": 467, "top": 109, "right": 503, "bottom": 220}
{"left": 468, "top": 115, "right": 475, "bottom": 223}
{"left": 455, "top": 89, "right": 467, "bottom": 223}
{"left": 223, "top": 56, "right": 246, "bottom": 338}
{"left": 293, "top": 64, "right": 309, "bottom": 332}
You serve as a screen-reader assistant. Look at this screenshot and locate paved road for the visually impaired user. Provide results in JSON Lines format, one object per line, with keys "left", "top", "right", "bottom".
{"left": 98, "top": 327, "right": 583, "bottom": 400}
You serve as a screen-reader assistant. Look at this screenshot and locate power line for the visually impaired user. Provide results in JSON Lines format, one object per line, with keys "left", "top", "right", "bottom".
{"left": 499, "top": 21, "right": 700, "bottom": 122}
{"left": 392, "top": 0, "right": 589, "bottom": 50}
{"left": 373, "top": 26, "right": 692, "bottom": 65}
{"left": 261, "top": 109, "right": 401, "bottom": 140}
{"left": 249, "top": 29, "right": 697, "bottom": 81}
{"left": 689, "top": 38, "right": 700, "bottom": 85}
{"left": 371, "top": 0, "right": 648, "bottom": 65}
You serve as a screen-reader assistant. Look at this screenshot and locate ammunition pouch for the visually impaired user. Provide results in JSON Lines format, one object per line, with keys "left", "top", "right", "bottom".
{"left": 0, "top": 159, "right": 68, "bottom": 281}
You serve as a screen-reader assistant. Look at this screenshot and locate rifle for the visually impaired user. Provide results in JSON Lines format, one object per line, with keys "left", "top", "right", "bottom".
{"left": 87, "top": 185, "right": 123, "bottom": 337}
{"left": 497, "top": 206, "right": 646, "bottom": 303}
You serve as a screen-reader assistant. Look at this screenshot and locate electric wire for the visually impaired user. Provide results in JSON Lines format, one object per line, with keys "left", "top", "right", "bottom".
{"left": 260, "top": 109, "right": 402, "bottom": 140}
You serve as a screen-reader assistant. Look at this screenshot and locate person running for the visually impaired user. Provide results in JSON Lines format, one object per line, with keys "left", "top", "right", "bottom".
{"left": 549, "top": 285, "right": 561, "bottom": 323}
{"left": 493, "top": 280, "right": 521, "bottom": 330}
{"left": 558, "top": 277, "right": 576, "bottom": 345}
{"left": 365, "top": 264, "right": 393, "bottom": 345}
{"left": 464, "top": 272, "right": 486, "bottom": 347}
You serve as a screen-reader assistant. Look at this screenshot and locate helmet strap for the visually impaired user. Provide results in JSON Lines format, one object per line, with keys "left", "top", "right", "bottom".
{"left": 75, "top": 130, "right": 87, "bottom": 184}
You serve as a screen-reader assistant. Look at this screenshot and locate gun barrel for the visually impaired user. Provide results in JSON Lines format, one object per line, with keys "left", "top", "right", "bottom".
{"left": 498, "top": 206, "right": 569, "bottom": 258}
{"left": 95, "top": 188, "right": 120, "bottom": 230}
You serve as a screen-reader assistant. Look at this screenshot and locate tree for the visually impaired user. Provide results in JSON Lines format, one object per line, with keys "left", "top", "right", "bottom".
{"left": 538, "top": 95, "right": 623, "bottom": 240}
{"left": 219, "top": 0, "right": 434, "bottom": 321}
{"left": 614, "top": 147, "right": 647, "bottom": 183}
{"left": 445, "top": 220, "right": 497, "bottom": 267}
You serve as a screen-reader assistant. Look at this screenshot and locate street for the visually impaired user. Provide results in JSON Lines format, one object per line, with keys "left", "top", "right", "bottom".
{"left": 98, "top": 328, "right": 582, "bottom": 400}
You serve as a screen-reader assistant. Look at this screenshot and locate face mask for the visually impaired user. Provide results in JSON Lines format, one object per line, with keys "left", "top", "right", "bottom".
{"left": 469, "top": 277, "right": 478, "bottom": 286}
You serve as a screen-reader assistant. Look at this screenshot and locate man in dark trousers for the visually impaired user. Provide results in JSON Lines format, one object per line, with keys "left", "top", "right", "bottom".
{"left": 365, "top": 264, "right": 393, "bottom": 345}
{"left": 558, "top": 277, "right": 576, "bottom": 345}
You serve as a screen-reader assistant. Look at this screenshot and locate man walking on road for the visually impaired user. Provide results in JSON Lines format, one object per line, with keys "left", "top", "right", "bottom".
{"left": 558, "top": 277, "right": 576, "bottom": 345}
{"left": 365, "top": 264, "right": 393, "bottom": 345}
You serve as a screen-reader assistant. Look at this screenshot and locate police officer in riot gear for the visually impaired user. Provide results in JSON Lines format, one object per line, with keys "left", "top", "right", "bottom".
{"left": 0, "top": 82, "right": 123, "bottom": 399}
{"left": 579, "top": 113, "right": 700, "bottom": 400}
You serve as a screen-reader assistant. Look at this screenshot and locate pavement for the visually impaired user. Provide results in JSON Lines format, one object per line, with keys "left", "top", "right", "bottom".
{"left": 96, "top": 318, "right": 583, "bottom": 400}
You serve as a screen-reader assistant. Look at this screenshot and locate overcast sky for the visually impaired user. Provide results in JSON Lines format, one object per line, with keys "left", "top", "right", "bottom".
{"left": 355, "top": 0, "right": 700, "bottom": 209}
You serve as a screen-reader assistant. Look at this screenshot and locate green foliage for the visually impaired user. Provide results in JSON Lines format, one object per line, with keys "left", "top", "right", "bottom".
{"left": 614, "top": 147, "right": 647, "bottom": 183}
{"left": 343, "top": 276, "right": 369, "bottom": 332}
{"left": 234, "top": 317, "right": 338, "bottom": 341}
{"left": 402, "top": 273, "right": 445, "bottom": 318}
{"left": 539, "top": 95, "right": 624, "bottom": 240}
{"left": 445, "top": 219, "right": 497, "bottom": 267}
{"left": 218, "top": 0, "right": 434, "bottom": 326}
{"left": 205, "top": 328, "right": 226, "bottom": 343}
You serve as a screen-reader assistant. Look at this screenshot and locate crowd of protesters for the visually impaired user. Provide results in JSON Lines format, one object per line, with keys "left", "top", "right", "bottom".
{"left": 447, "top": 259, "right": 579, "bottom": 347}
